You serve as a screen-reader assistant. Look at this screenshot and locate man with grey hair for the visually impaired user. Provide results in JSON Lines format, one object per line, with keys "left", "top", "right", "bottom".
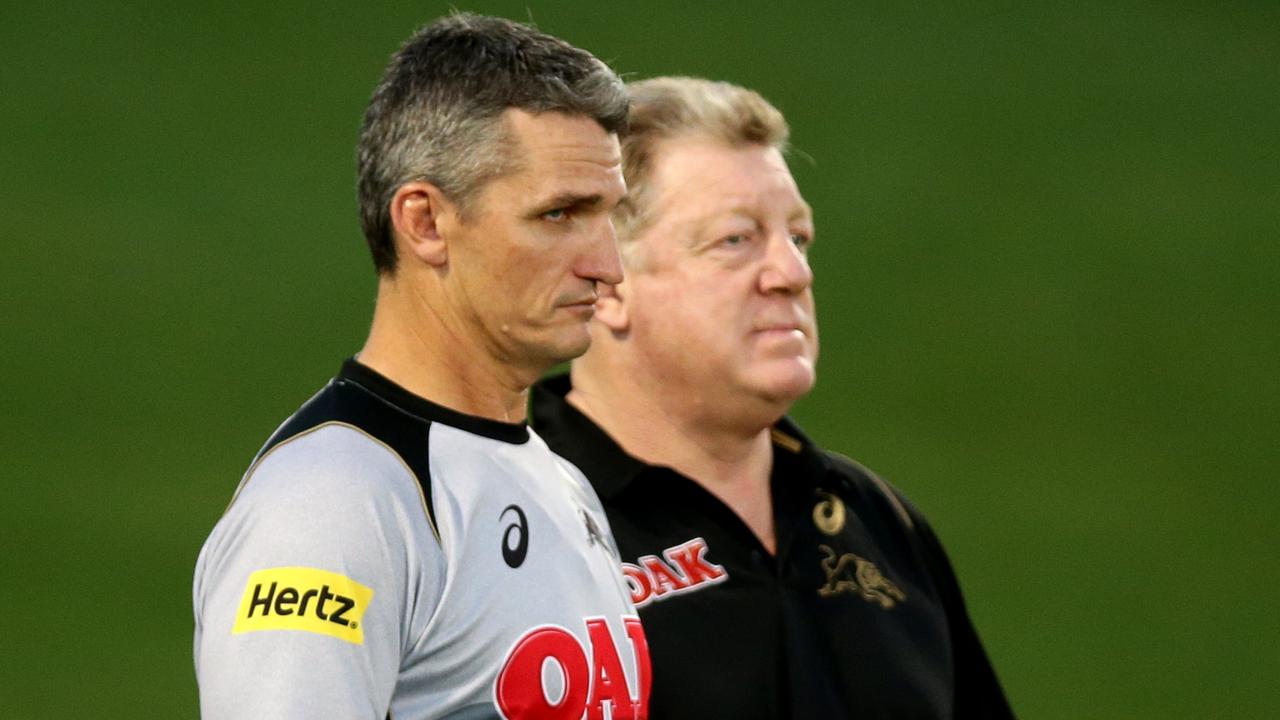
{"left": 194, "top": 15, "right": 650, "bottom": 719}
{"left": 532, "top": 77, "right": 1014, "bottom": 718}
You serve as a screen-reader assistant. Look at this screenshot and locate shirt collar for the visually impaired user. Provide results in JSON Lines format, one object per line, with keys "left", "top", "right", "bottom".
{"left": 529, "top": 373, "right": 833, "bottom": 499}
{"left": 770, "top": 414, "right": 833, "bottom": 487}
{"left": 340, "top": 358, "right": 530, "bottom": 444}
{"left": 529, "top": 373, "right": 648, "bottom": 499}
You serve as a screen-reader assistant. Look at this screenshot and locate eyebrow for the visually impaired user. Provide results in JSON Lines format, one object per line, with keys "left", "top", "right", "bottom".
{"left": 697, "top": 201, "right": 815, "bottom": 230}
{"left": 536, "top": 192, "right": 607, "bottom": 212}
{"left": 788, "top": 201, "right": 815, "bottom": 223}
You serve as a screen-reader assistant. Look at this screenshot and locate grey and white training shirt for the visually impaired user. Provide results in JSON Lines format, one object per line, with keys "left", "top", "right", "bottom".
{"left": 193, "top": 359, "right": 651, "bottom": 719}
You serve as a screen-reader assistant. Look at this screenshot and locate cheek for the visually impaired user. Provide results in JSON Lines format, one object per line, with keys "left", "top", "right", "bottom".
{"left": 502, "top": 252, "right": 567, "bottom": 303}
{"left": 482, "top": 222, "right": 553, "bottom": 279}
{"left": 666, "top": 297, "right": 741, "bottom": 355}
{"left": 631, "top": 271, "right": 746, "bottom": 345}
{"left": 633, "top": 287, "right": 699, "bottom": 340}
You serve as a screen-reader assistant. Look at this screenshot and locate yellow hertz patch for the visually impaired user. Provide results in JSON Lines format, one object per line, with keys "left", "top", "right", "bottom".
{"left": 232, "top": 567, "right": 374, "bottom": 645}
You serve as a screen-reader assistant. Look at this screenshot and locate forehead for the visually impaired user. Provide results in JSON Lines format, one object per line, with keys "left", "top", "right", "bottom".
{"left": 498, "top": 109, "right": 625, "bottom": 198}
{"left": 646, "top": 137, "right": 811, "bottom": 229}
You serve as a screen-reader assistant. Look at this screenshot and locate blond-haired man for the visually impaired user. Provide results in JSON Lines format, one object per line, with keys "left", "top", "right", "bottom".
{"left": 531, "top": 77, "right": 1013, "bottom": 718}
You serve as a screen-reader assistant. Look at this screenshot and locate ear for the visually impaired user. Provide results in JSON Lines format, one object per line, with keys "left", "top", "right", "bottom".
{"left": 389, "top": 181, "right": 454, "bottom": 267}
{"left": 593, "top": 279, "right": 630, "bottom": 333}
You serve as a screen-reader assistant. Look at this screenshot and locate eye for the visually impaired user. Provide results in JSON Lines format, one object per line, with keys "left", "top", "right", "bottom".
{"left": 789, "top": 233, "right": 813, "bottom": 249}
{"left": 722, "top": 234, "right": 748, "bottom": 246}
{"left": 543, "top": 208, "right": 569, "bottom": 222}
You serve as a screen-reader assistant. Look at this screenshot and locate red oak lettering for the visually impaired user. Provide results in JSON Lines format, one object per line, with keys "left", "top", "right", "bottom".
{"left": 495, "top": 627, "right": 590, "bottom": 720}
{"left": 496, "top": 620, "right": 651, "bottom": 720}
{"left": 621, "top": 564, "right": 652, "bottom": 606}
{"left": 623, "top": 617, "right": 651, "bottom": 713}
{"left": 667, "top": 539, "right": 728, "bottom": 586}
{"left": 623, "top": 537, "right": 730, "bottom": 608}
{"left": 639, "top": 556, "right": 689, "bottom": 596}
{"left": 586, "top": 619, "right": 632, "bottom": 720}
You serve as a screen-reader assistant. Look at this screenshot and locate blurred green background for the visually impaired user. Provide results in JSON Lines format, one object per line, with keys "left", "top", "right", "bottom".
{"left": 3, "top": 1, "right": 1276, "bottom": 717}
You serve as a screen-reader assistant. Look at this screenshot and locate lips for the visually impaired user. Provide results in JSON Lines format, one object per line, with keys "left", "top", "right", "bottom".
{"left": 559, "top": 297, "right": 598, "bottom": 318}
{"left": 753, "top": 320, "right": 809, "bottom": 335}
{"left": 557, "top": 287, "right": 599, "bottom": 306}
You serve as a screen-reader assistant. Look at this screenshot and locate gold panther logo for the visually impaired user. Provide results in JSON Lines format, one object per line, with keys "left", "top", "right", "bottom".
{"left": 818, "top": 545, "right": 906, "bottom": 609}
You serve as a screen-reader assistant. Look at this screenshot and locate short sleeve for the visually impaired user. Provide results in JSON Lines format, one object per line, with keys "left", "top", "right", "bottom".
{"left": 193, "top": 425, "right": 442, "bottom": 720}
{"left": 900, "top": 500, "right": 1017, "bottom": 719}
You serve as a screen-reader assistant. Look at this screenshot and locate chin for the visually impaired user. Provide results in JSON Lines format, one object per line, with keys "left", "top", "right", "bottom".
{"left": 540, "top": 330, "right": 594, "bottom": 365}
{"left": 747, "top": 360, "right": 816, "bottom": 405}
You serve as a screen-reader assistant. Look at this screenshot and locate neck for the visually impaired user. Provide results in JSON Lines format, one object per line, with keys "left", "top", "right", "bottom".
{"left": 359, "top": 275, "right": 533, "bottom": 423}
{"left": 569, "top": 351, "right": 786, "bottom": 552}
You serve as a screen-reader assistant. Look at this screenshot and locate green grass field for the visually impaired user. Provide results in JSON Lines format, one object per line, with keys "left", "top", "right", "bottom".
{"left": 3, "top": 1, "right": 1277, "bottom": 717}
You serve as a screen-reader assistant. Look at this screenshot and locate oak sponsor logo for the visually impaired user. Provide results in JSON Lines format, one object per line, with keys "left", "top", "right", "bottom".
{"left": 232, "top": 567, "right": 374, "bottom": 645}
{"left": 621, "top": 537, "right": 728, "bottom": 608}
{"left": 495, "top": 616, "right": 651, "bottom": 720}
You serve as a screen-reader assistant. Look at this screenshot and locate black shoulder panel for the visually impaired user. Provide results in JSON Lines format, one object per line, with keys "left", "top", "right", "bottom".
{"left": 255, "top": 376, "right": 436, "bottom": 530}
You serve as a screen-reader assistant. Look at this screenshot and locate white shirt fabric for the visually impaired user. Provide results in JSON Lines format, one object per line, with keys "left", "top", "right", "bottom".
{"left": 193, "top": 360, "right": 649, "bottom": 719}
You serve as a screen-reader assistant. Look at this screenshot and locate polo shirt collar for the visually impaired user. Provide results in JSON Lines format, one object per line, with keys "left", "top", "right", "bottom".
{"left": 530, "top": 374, "right": 834, "bottom": 499}
{"left": 529, "top": 374, "right": 648, "bottom": 499}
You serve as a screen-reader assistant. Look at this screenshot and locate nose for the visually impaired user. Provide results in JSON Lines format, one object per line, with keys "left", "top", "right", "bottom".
{"left": 759, "top": 234, "right": 813, "bottom": 294}
{"left": 578, "top": 216, "right": 625, "bottom": 287}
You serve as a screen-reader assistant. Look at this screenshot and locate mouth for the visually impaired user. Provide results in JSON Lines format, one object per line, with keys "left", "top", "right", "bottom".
{"left": 753, "top": 328, "right": 806, "bottom": 347}
{"left": 751, "top": 320, "right": 812, "bottom": 352}
{"left": 753, "top": 322, "right": 807, "bottom": 335}
{"left": 753, "top": 306, "right": 813, "bottom": 335}
{"left": 560, "top": 297, "right": 598, "bottom": 317}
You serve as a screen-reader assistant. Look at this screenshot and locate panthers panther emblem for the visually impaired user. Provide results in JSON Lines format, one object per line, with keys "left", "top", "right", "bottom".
{"left": 818, "top": 544, "right": 906, "bottom": 609}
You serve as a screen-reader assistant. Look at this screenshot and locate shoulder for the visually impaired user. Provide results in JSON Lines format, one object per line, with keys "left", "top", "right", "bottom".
{"left": 193, "top": 427, "right": 436, "bottom": 718}
{"left": 820, "top": 449, "right": 933, "bottom": 537}
{"left": 226, "top": 373, "right": 439, "bottom": 531}
{"left": 194, "top": 420, "right": 446, "bottom": 637}
{"left": 238, "top": 422, "right": 428, "bottom": 517}
{"left": 201, "top": 423, "right": 434, "bottom": 575}
{"left": 818, "top": 449, "right": 969, "bottom": 584}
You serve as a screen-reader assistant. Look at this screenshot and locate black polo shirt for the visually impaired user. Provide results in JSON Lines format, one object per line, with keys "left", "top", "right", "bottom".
{"left": 531, "top": 374, "right": 1014, "bottom": 719}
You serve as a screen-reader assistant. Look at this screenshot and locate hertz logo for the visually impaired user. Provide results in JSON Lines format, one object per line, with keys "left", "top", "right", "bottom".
{"left": 232, "top": 567, "right": 374, "bottom": 645}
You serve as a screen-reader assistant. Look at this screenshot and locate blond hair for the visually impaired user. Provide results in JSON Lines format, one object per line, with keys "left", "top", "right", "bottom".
{"left": 614, "top": 77, "right": 790, "bottom": 260}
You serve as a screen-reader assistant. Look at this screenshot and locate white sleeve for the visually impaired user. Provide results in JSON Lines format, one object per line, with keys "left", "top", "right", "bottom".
{"left": 193, "top": 425, "right": 441, "bottom": 719}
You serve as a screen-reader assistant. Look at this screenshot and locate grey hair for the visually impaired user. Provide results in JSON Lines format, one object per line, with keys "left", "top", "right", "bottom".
{"left": 356, "top": 13, "right": 628, "bottom": 274}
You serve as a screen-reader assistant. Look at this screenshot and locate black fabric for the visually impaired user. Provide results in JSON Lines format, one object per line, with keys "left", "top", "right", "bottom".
{"left": 337, "top": 358, "right": 530, "bottom": 444}
{"left": 530, "top": 373, "right": 1014, "bottom": 719}
{"left": 253, "top": 359, "right": 532, "bottom": 537}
